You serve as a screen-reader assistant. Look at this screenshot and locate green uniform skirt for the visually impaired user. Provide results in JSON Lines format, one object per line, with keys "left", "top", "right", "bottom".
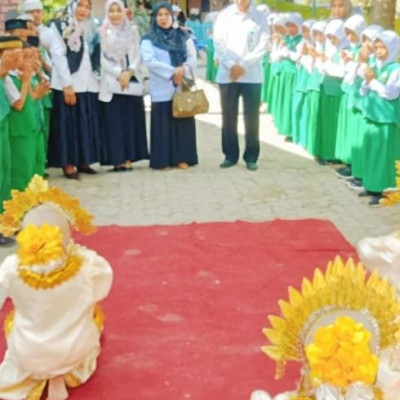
{"left": 318, "top": 88, "right": 342, "bottom": 161}
{"left": 0, "top": 118, "right": 11, "bottom": 212}
{"left": 349, "top": 110, "right": 364, "bottom": 179}
{"left": 206, "top": 38, "right": 218, "bottom": 82}
{"left": 275, "top": 70, "right": 297, "bottom": 137}
{"left": 361, "top": 119, "right": 400, "bottom": 192}
{"left": 305, "top": 91, "right": 321, "bottom": 156}
{"left": 261, "top": 55, "right": 271, "bottom": 104}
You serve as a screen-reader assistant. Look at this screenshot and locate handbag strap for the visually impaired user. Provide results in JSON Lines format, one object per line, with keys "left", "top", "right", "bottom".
{"left": 181, "top": 65, "right": 197, "bottom": 91}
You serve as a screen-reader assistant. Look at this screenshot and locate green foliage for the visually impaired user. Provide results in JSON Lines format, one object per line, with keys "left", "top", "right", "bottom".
{"left": 42, "top": 0, "right": 67, "bottom": 23}
{"left": 262, "top": 0, "right": 331, "bottom": 18}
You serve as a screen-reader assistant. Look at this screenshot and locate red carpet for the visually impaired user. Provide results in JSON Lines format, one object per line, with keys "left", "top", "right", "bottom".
{"left": 0, "top": 219, "right": 356, "bottom": 400}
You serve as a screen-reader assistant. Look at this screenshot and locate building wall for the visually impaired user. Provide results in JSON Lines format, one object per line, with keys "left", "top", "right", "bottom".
{"left": 0, "top": 0, "right": 20, "bottom": 32}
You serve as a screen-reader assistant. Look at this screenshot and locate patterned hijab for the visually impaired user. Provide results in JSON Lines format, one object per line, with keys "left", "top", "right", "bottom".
{"left": 142, "top": 1, "right": 188, "bottom": 67}
{"left": 100, "top": 0, "right": 134, "bottom": 63}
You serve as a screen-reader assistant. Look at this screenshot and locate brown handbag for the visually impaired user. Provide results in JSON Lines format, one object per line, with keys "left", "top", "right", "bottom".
{"left": 172, "top": 69, "right": 209, "bottom": 118}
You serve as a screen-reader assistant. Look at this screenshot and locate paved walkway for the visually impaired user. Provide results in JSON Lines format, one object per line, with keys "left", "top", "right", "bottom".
{"left": 0, "top": 64, "right": 399, "bottom": 264}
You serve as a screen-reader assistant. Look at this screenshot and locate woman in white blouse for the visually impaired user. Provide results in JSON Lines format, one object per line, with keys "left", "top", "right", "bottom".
{"left": 99, "top": 0, "right": 148, "bottom": 171}
{"left": 48, "top": 0, "right": 101, "bottom": 179}
{"left": 141, "top": 1, "right": 198, "bottom": 170}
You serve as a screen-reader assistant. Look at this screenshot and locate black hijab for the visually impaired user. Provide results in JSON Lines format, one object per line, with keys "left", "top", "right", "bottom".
{"left": 142, "top": 1, "right": 188, "bottom": 67}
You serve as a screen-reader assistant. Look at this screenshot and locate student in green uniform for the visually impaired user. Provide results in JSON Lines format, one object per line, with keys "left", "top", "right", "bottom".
{"left": 0, "top": 36, "right": 24, "bottom": 246}
{"left": 6, "top": 44, "right": 49, "bottom": 192}
{"left": 305, "top": 20, "right": 327, "bottom": 157}
{"left": 267, "top": 14, "right": 287, "bottom": 119}
{"left": 349, "top": 24, "right": 383, "bottom": 189}
{"left": 317, "top": 19, "right": 347, "bottom": 164}
{"left": 334, "top": 14, "right": 366, "bottom": 178}
{"left": 358, "top": 31, "right": 400, "bottom": 206}
{"left": 292, "top": 19, "right": 315, "bottom": 146}
{"left": 274, "top": 13, "right": 303, "bottom": 140}
{"left": 260, "top": 13, "right": 275, "bottom": 108}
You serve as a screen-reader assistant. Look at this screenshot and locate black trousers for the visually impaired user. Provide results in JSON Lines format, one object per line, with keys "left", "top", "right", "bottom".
{"left": 219, "top": 82, "right": 261, "bottom": 164}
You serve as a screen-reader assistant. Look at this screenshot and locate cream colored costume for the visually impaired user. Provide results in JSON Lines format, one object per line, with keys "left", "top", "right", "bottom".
{"left": 0, "top": 176, "right": 113, "bottom": 400}
{"left": 249, "top": 257, "right": 400, "bottom": 400}
{"left": 357, "top": 233, "right": 400, "bottom": 400}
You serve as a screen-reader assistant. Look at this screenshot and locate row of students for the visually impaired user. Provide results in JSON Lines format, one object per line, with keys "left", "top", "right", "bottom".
{"left": 1, "top": 0, "right": 198, "bottom": 183}
{"left": 262, "top": 12, "right": 400, "bottom": 206}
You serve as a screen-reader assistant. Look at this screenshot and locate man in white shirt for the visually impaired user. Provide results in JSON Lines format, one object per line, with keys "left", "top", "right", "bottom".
{"left": 214, "top": 0, "right": 269, "bottom": 171}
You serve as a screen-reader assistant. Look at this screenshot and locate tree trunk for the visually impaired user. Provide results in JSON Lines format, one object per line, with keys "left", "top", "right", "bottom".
{"left": 369, "top": 0, "right": 397, "bottom": 29}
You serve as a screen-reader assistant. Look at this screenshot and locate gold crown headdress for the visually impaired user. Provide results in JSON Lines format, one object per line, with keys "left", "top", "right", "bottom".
{"left": 262, "top": 256, "right": 400, "bottom": 399}
{"left": 0, "top": 175, "right": 97, "bottom": 237}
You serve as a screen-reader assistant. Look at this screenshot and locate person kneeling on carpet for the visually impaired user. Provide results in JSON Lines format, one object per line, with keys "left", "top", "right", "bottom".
{"left": 0, "top": 175, "right": 113, "bottom": 400}
{"left": 249, "top": 256, "right": 400, "bottom": 400}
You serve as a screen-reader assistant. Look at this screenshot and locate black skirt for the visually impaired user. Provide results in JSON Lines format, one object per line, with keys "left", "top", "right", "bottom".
{"left": 150, "top": 101, "right": 198, "bottom": 169}
{"left": 100, "top": 94, "right": 149, "bottom": 166}
{"left": 48, "top": 90, "right": 100, "bottom": 167}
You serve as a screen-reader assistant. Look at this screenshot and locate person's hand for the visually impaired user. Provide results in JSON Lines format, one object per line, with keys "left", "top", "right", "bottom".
{"left": 301, "top": 43, "right": 308, "bottom": 56}
{"left": 63, "top": 85, "right": 76, "bottom": 106}
{"left": 21, "top": 63, "right": 33, "bottom": 82}
{"left": 32, "top": 81, "right": 50, "bottom": 99}
{"left": 359, "top": 47, "right": 370, "bottom": 64}
{"left": 341, "top": 49, "right": 352, "bottom": 63}
{"left": 173, "top": 66, "right": 185, "bottom": 86}
{"left": 319, "top": 53, "right": 327, "bottom": 62}
{"left": 118, "top": 70, "right": 131, "bottom": 90}
{"left": 308, "top": 45, "right": 317, "bottom": 59}
{"left": 230, "top": 64, "right": 245, "bottom": 82}
{"left": 364, "top": 66, "right": 375, "bottom": 82}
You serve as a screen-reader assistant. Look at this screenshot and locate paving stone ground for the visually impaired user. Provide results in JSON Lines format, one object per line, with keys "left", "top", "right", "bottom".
{"left": 1, "top": 63, "right": 399, "bottom": 293}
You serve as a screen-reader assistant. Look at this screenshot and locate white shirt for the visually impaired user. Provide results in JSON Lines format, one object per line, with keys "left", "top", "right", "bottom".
{"left": 140, "top": 37, "right": 197, "bottom": 103}
{"left": 4, "top": 75, "right": 20, "bottom": 105}
{"left": 49, "top": 23, "right": 100, "bottom": 93}
{"left": 213, "top": 4, "right": 269, "bottom": 84}
{"left": 99, "top": 25, "right": 143, "bottom": 103}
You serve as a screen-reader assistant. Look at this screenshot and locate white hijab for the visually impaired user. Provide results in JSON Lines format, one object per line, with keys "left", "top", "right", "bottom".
{"left": 325, "top": 18, "right": 348, "bottom": 56}
{"left": 343, "top": 14, "right": 366, "bottom": 45}
{"left": 100, "top": 0, "right": 134, "bottom": 63}
{"left": 375, "top": 30, "right": 400, "bottom": 67}
{"left": 361, "top": 24, "right": 384, "bottom": 43}
{"left": 285, "top": 12, "right": 303, "bottom": 34}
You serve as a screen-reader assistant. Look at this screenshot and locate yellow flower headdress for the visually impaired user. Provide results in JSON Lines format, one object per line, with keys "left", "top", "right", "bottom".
{"left": 262, "top": 256, "right": 400, "bottom": 398}
{"left": 0, "top": 175, "right": 97, "bottom": 237}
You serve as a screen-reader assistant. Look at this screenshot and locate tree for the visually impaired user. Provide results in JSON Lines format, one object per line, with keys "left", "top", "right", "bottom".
{"left": 369, "top": 0, "right": 397, "bottom": 29}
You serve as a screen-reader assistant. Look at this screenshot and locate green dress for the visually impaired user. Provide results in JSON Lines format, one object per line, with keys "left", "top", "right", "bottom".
{"left": 0, "top": 78, "right": 11, "bottom": 213}
{"left": 260, "top": 53, "right": 271, "bottom": 104}
{"left": 318, "top": 52, "right": 343, "bottom": 161}
{"left": 351, "top": 56, "right": 376, "bottom": 180}
{"left": 206, "top": 38, "right": 218, "bottom": 82}
{"left": 8, "top": 75, "right": 45, "bottom": 191}
{"left": 305, "top": 65, "right": 324, "bottom": 156}
{"left": 361, "top": 62, "right": 400, "bottom": 193}
{"left": 292, "top": 55, "right": 312, "bottom": 146}
{"left": 275, "top": 35, "right": 302, "bottom": 138}
{"left": 335, "top": 45, "right": 361, "bottom": 164}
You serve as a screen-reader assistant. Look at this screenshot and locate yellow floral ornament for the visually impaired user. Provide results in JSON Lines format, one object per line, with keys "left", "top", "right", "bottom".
{"left": 17, "top": 224, "right": 64, "bottom": 266}
{"left": 0, "top": 175, "right": 96, "bottom": 237}
{"left": 381, "top": 161, "right": 400, "bottom": 206}
{"left": 306, "top": 316, "right": 379, "bottom": 388}
{"left": 262, "top": 256, "right": 400, "bottom": 400}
